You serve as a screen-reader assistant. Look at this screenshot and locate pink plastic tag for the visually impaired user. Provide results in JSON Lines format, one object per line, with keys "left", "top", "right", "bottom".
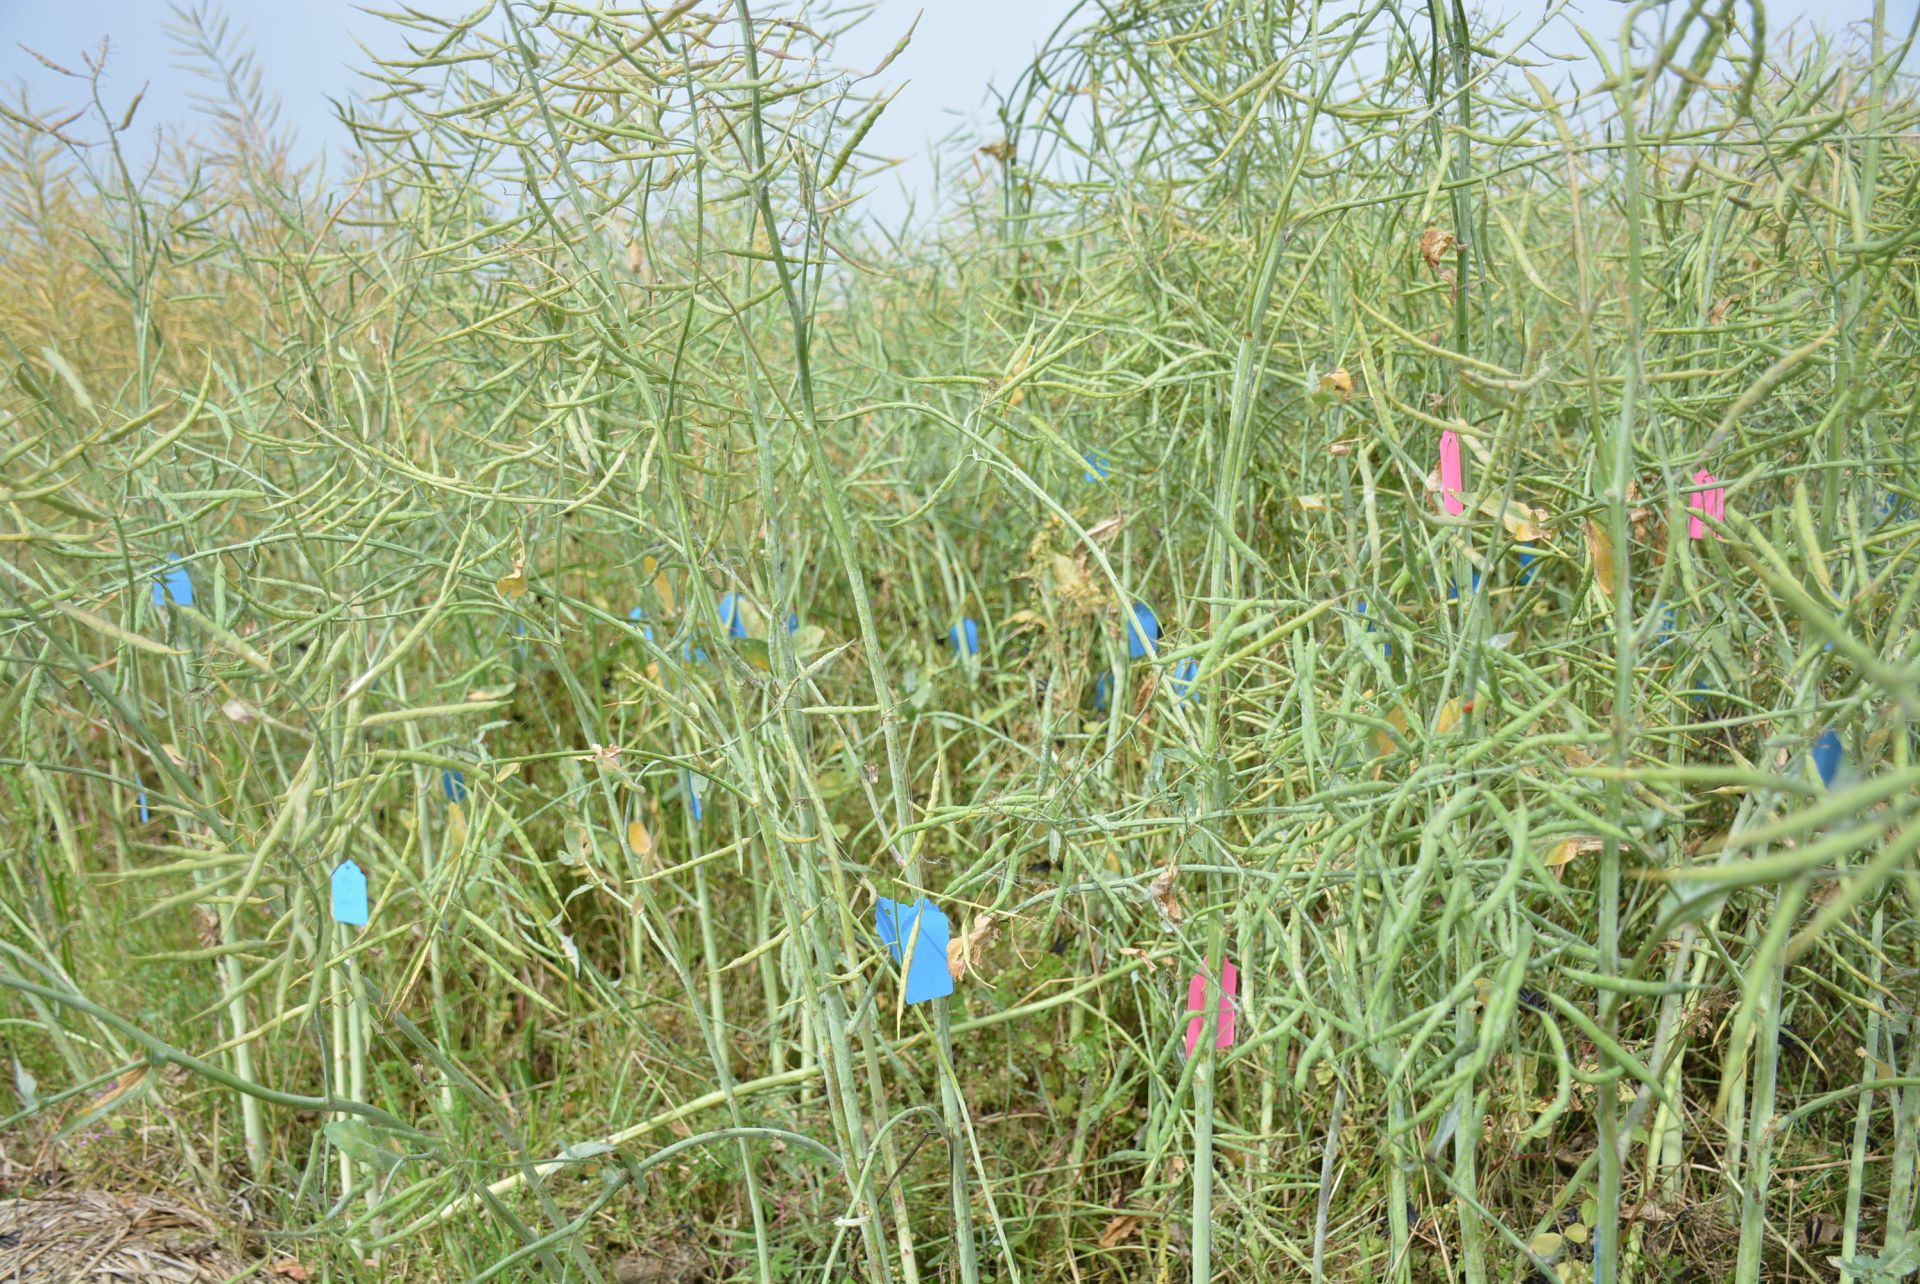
{"left": 1688, "top": 469, "right": 1725, "bottom": 540}
{"left": 1183, "top": 960, "right": 1238, "bottom": 1056}
{"left": 1439, "top": 431, "right": 1465, "bottom": 516}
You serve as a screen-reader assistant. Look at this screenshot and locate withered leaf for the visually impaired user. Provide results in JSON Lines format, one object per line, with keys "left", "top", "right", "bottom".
{"left": 91, "top": 1064, "right": 150, "bottom": 1113}
{"left": 1420, "top": 226, "right": 1458, "bottom": 272}
{"left": 1374, "top": 705, "right": 1409, "bottom": 758}
{"left": 1147, "top": 864, "right": 1184, "bottom": 923}
{"left": 946, "top": 913, "right": 1001, "bottom": 980}
{"left": 1479, "top": 495, "right": 1553, "bottom": 542}
{"left": 1543, "top": 836, "right": 1606, "bottom": 868}
{"left": 1584, "top": 519, "right": 1617, "bottom": 598}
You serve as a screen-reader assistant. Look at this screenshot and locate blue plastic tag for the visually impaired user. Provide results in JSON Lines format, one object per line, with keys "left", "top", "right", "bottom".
{"left": 1358, "top": 600, "right": 1391, "bottom": 657}
{"left": 1171, "top": 657, "right": 1200, "bottom": 701}
{"left": 331, "top": 859, "right": 369, "bottom": 926}
{"left": 1127, "top": 603, "right": 1160, "bottom": 660}
{"left": 1812, "top": 729, "right": 1843, "bottom": 789}
{"left": 875, "top": 896, "right": 954, "bottom": 1005}
{"left": 152, "top": 555, "right": 194, "bottom": 608}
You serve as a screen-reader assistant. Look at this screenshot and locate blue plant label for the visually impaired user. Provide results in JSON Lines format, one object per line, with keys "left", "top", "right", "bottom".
{"left": 330, "top": 859, "right": 369, "bottom": 926}
{"left": 442, "top": 769, "right": 468, "bottom": 803}
{"left": 1358, "top": 600, "right": 1392, "bottom": 657}
{"left": 152, "top": 554, "right": 194, "bottom": 608}
{"left": 874, "top": 896, "right": 953, "bottom": 1005}
{"left": 1093, "top": 671, "right": 1113, "bottom": 712}
{"left": 1171, "top": 657, "right": 1200, "bottom": 701}
{"left": 686, "top": 770, "right": 704, "bottom": 823}
{"left": 1515, "top": 546, "right": 1540, "bottom": 584}
{"left": 628, "top": 606, "right": 655, "bottom": 641}
{"left": 1812, "top": 729, "right": 1843, "bottom": 789}
{"left": 718, "top": 593, "right": 748, "bottom": 639}
{"left": 1446, "top": 570, "right": 1483, "bottom": 601}
{"left": 1647, "top": 605, "right": 1676, "bottom": 652}
{"left": 950, "top": 617, "right": 980, "bottom": 656}
{"left": 1127, "top": 603, "right": 1160, "bottom": 660}
{"left": 1082, "top": 451, "right": 1111, "bottom": 482}
{"left": 786, "top": 612, "right": 800, "bottom": 634}
{"left": 137, "top": 788, "right": 150, "bottom": 823}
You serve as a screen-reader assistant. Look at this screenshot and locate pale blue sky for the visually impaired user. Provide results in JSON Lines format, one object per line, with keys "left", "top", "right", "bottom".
{"left": 4, "top": 1, "right": 1903, "bottom": 223}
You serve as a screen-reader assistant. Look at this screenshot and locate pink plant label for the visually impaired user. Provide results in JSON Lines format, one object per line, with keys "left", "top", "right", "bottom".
{"left": 1183, "top": 960, "right": 1238, "bottom": 1056}
{"left": 1688, "top": 469, "right": 1725, "bottom": 540}
{"left": 1439, "top": 431, "right": 1465, "bottom": 515}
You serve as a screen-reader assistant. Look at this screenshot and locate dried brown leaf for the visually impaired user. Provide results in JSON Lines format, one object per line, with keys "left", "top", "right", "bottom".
{"left": 91, "top": 1064, "right": 150, "bottom": 1114}
{"left": 1132, "top": 666, "right": 1160, "bottom": 717}
{"left": 1147, "top": 864, "right": 1184, "bottom": 923}
{"left": 947, "top": 913, "right": 1001, "bottom": 980}
{"left": 1374, "top": 705, "right": 1409, "bottom": 758}
{"left": 1420, "top": 226, "right": 1458, "bottom": 272}
{"left": 1544, "top": 836, "right": 1606, "bottom": 868}
{"left": 1584, "top": 519, "right": 1617, "bottom": 597}
{"left": 1478, "top": 495, "right": 1553, "bottom": 542}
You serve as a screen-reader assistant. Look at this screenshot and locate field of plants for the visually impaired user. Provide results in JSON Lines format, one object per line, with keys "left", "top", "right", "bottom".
{"left": 3, "top": 1, "right": 1918, "bottom": 1280}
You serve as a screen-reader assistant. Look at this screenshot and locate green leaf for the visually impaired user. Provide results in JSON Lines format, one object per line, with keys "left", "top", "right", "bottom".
{"left": 1830, "top": 1229, "right": 1920, "bottom": 1281}
{"left": 324, "top": 1120, "right": 407, "bottom": 1173}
